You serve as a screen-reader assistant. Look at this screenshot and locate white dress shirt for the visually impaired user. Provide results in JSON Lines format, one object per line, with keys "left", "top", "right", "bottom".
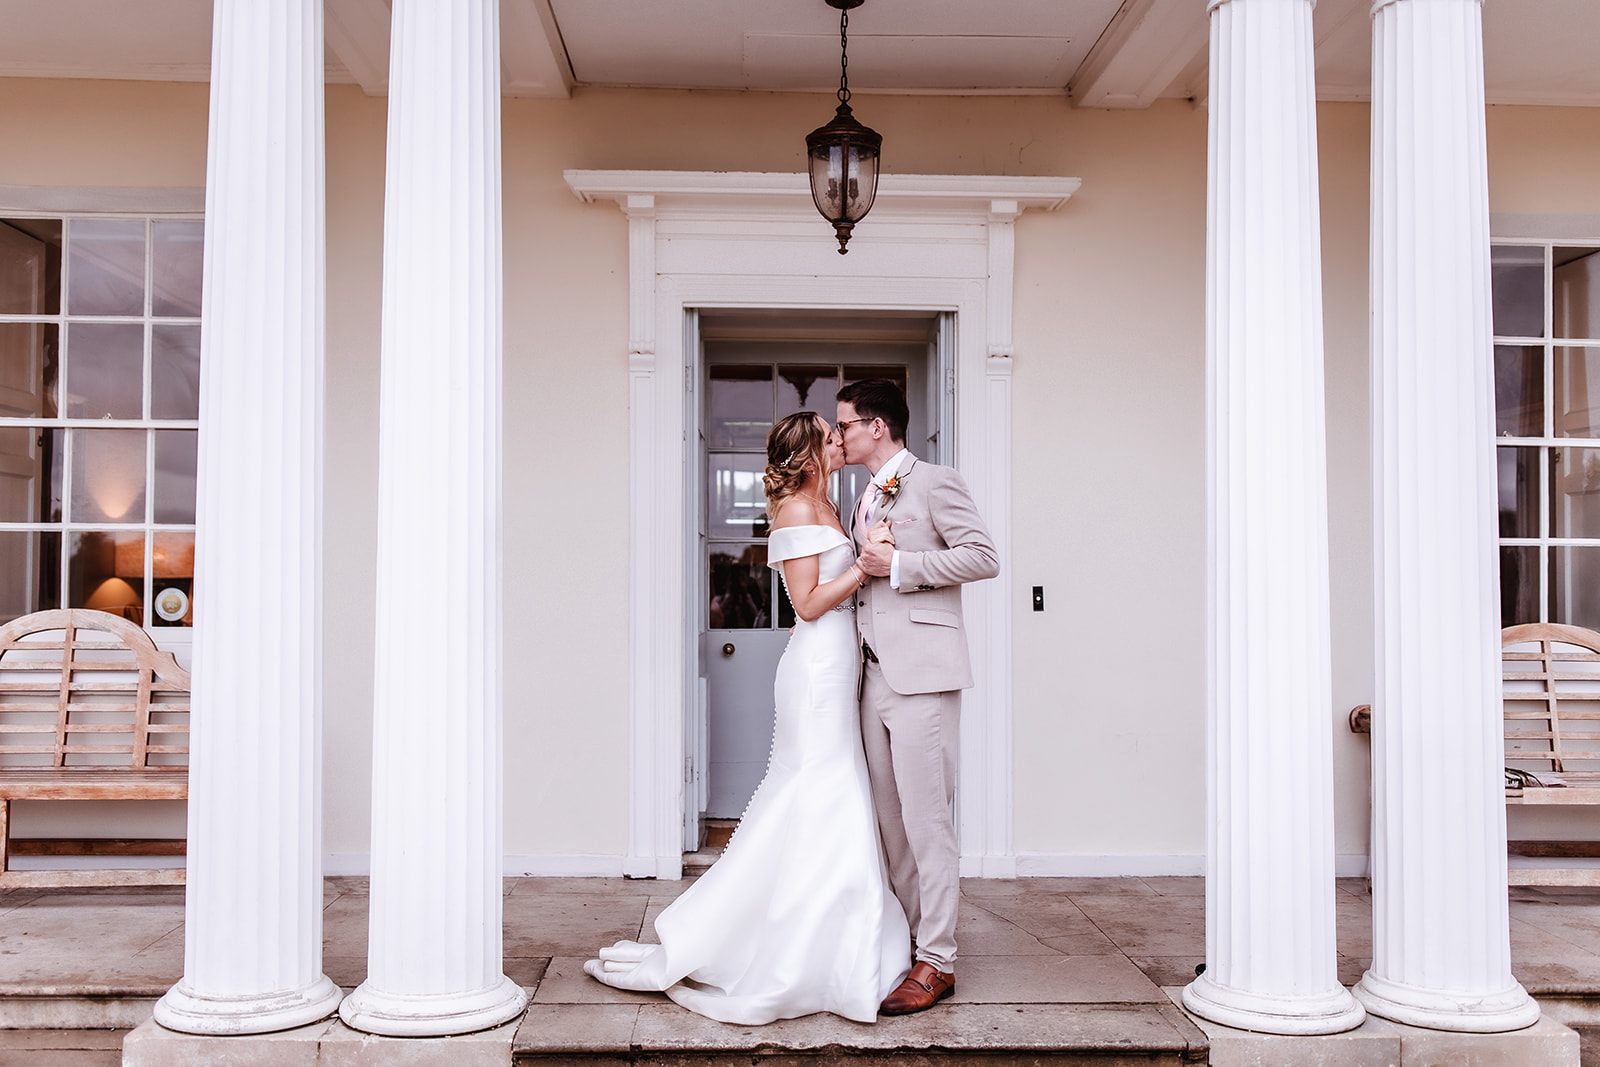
{"left": 866, "top": 449, "right": 911, "bottom": 589}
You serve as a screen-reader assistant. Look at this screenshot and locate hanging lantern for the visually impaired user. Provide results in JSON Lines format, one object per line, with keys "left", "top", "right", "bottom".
{"left": 805, "top": 0, "right": 881, "bottom": 254}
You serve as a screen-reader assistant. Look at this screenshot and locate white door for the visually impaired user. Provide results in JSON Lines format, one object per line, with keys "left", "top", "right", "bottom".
{"left": 695, "top": 321, "right": 943, "bottom": 824}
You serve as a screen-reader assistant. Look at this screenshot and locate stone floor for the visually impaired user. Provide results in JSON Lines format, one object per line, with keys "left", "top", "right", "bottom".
{"left": 1, "top": 874, "right": 1598, "bottom": 1063}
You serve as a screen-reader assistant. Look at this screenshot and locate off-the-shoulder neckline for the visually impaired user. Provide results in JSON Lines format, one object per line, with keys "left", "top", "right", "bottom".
{"left": 771, "top": 524, "right": 845, "bottom": 532}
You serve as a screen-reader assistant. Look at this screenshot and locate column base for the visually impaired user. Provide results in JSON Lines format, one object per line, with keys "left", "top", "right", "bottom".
{"left": 152, "top": 973, "right": 342, "bottom": 1036}
{"left": 1354, "top": 969, "right": 1541, "bottom": 1033}
{"left": 1183, "top": 972, "right": 1366, "bottom": 1035}
{"left": 339, "top": 974, "right": 527, "bottom": 1037}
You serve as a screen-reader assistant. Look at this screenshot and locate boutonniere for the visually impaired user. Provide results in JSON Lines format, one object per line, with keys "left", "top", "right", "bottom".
{"left": 878, "top": 473, "right": 905, "bottom": 501}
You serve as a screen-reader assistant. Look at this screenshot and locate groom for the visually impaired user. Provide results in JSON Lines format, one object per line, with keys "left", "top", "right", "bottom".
{"left": 836, "top": 379, "right": 999, "bottom": 1016}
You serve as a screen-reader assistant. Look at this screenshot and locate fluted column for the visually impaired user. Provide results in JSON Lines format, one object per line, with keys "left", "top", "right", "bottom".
{"left": 338, "top": 0, "right": 525, "bottom": 1037}
{"left": 1354, "top": 0, "right": 1538, "bottom": 1032}
{"left": 152, "top": 0, "right": 341, "bottom": 1036}
{"left": 1181, "top": 0, "right": 1364, "bottom": 1036}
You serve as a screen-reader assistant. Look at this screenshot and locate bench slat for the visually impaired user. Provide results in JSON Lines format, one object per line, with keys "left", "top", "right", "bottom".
{"left": 0, "top": 770, "right": 188, "bottom": 800}
{"left": 0, "top": 868, "right": 185, "bottom": 889}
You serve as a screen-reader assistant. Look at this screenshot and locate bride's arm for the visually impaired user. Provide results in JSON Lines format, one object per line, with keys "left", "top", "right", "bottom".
{"left": 781, "top": 552, "right": 865, "bottom": 623}
{"left": 772, "top": 499, "right": 866, "bottom": 623}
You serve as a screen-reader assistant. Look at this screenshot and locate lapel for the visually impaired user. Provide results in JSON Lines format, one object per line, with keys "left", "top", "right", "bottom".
{"left": 875, "top": 456, "right": 917, "bottom": 523}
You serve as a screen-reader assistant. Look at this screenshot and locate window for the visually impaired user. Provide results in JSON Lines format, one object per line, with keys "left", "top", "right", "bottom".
{"left": 1493, "top": 242, "right": 1600, "bottom": 629}
{"left": 0, "top": 216, "right": 202, "bottom": 630}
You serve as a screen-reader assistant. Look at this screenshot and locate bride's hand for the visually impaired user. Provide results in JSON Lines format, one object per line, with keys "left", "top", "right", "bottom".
{"left": 867, "top": 518, "right": 895, "bottom": 545}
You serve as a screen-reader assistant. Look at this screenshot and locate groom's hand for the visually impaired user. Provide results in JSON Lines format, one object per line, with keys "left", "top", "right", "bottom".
{"left": 859, "top": 538, "right": 894, "bottom": 577}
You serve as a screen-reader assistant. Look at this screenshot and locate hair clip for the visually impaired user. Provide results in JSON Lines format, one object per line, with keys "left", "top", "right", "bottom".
{"left": 779, "top": 449, "right": 799, "bottom": 469}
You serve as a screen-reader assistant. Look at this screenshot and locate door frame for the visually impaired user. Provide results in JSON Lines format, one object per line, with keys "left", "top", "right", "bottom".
{"left": 565, "top": 170, "right": 1081, "bottom": 879}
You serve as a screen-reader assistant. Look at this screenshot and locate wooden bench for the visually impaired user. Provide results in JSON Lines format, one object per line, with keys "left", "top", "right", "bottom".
{"left": 1502, "top": 623, "right": 1600, "bottom": 887}
{"left": 0, "top": 609, "right": 190, "bottom": 888}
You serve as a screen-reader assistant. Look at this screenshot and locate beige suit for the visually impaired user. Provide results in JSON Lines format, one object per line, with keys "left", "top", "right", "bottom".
{"left": 849, "top": 456, "right": 998, "bottom": 971}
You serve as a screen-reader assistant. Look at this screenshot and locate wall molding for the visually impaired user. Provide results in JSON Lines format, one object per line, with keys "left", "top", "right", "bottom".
{"left": 566, "top": 169, "right": 1080, "bottom": 880}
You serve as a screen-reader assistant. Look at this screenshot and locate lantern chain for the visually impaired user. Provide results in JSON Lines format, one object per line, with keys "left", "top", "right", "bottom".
{"left": 838, "top": 8, "right": 851, "bottom": 106}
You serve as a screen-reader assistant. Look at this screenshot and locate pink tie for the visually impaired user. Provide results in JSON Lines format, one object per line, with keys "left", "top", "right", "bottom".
{"left": 857, "top": 484, "right": 877, "bottom": 532}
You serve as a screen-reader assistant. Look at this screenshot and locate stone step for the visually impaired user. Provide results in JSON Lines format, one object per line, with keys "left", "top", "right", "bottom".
{"left": 511, "top": 1002, "right": 1208, "bottom": 1066}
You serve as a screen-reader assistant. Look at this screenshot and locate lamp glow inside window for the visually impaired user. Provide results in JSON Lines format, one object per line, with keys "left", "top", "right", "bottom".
{"left": 0, "top": 216, "right": 201, "bottom": 629}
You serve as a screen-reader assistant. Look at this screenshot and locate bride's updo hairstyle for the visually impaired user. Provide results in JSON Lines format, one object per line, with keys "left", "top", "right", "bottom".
{"left": 763, "top": 412, "right": 830, "bottom": 521}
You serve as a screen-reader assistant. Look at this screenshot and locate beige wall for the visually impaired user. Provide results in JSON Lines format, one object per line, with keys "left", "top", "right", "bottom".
{"left": 2, "top": 76, "right": 1595, "bottom": 869}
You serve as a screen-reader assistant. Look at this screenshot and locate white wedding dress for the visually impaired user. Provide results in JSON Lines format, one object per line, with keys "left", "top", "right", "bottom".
{"left": 584, "top": 525, "right": 911, "bottom": 1024}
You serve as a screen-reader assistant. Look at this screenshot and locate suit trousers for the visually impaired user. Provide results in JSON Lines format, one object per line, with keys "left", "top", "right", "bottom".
{"left": 860, "top": 657, "right": 961, "bottom": 971}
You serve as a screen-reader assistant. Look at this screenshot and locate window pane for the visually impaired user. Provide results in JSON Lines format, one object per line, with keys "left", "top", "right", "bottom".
{"left": 151, "top": 323, "right": 199, "bottom": 420}
{"left": 0, "top": 530, "right": 59, "bottom": 623}
{"left": 1553, "top": 447, "right": 1600, "bottom": 539}
{"left": 66, "top": 322, "right": 143, "bottom": 419}
{"left": 777, "top": 365, "right": 838, "bottom": 420}
{"left": 709, "top": 544, "right": 770, "bottom": 630}
{"left": 67, "top": 218, "right": 145, "bottom": 316}
{"left": 1498, "top": 445, "right": 1539, "bottom": 539}
{"left": 1495, "top": 345, "right": 1544, "bottom": 437}
{"left": 1554, "top": 247, "right": 1600, "bottom": 341}
{"left": 152, "top": 430, "right": 197, "bottom": 524}
{"left": 150, "top": 531, "right": 194, "bottom": 628}
{"left": 44, "top": 427, "right": 62, "bottom": 522}
{"left": 68, "top": 530, "right": 144, "bottom": 625}
{"left": 1551, "top": 546, "right": 1600, "bottom": 630}
{"left": 1493, "top": 245, "right": 1545, "bottom": 339}
{"left": 842, "top": 364, "right": 909, "bottom": 394}
{"left": 1555, "top": 346, "right": 1600, "bottom": 439}
{"left": 708, "top": 453, "right": 769, "bottom": 538}
{"left": 0, "top": 322, "right": 57, "bottom": 419}
{"left": 71, "top": 428, "right": 146, "bottom": 523}
{"left": 708, "top": 365, "right": 772, "bottom": 448}
{"left": 151, "top": 220, "right": 203, "bottom": 317}
{"left": 1501, "top": 545, "right": 1540, "bottom": 628}
{"left": 0, "top": 219, "right": 61, "bottom": 316}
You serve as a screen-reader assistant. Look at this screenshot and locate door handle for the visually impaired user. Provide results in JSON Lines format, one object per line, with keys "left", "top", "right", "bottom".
{"left": 721, "top": 642, "right": 736, "bottom": 657}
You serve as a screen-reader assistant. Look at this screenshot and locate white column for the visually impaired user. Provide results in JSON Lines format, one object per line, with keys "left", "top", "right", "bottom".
{"left": 1354, "top": 0, "right": 1539, "bottom": 1032}
{"left": 152, "top": 0, "right": 341, "bottom": 1036}
{"left": 1181, "top": 0, "right": 1364, "bottom": 1036}
{"left": 338, "top": 0, "right": 526, "bottom": 1037}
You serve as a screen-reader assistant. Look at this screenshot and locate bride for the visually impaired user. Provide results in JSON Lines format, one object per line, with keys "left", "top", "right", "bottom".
{"left": 583, "top": 411, "right": 911, "bottom": 1024}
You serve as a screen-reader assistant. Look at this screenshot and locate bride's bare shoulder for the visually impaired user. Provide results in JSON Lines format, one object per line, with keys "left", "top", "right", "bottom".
{"left": 770, "top": 495, "right": 824, "bottom": 531}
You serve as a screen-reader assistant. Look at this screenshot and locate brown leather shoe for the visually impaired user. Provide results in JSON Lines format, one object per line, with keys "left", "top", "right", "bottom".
{"left": 880, "top": 961, "right": 955, "bottom": 1015}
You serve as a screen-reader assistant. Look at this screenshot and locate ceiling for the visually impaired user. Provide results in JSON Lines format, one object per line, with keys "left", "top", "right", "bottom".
{"left": 0, "top": 0, "right": 1595, "bottom": 109}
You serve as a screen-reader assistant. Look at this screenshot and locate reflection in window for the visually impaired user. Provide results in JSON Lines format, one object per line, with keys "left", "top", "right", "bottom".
{"left": 0, "top": 215, "right": 202, "bottom": 629}
{"left": 1491, "top": 245, "right": 1544, "bottom": 339}
{"left": 1495, "top": 345, "right": 1543, "bottom": 437}
{"left": 1553, "top": 448, "right": 1600, "bottom": 540}
{"left": 1552, "top": 546, "right": 1600, "bottom": 631}
{"left": 709, "top": 546, "right": 770, "bottom": 630}
{"left": 1554, "top": 247, "right": 1600, "bottom": 341}
{"left": 1501, "top": 545, "right": 1539, "bottom": 628}
{"left": 708, "top": 365, "right": 772, "bottom": 448}
{"left": 67, "top": 218, "right": 146, "bottom": 317}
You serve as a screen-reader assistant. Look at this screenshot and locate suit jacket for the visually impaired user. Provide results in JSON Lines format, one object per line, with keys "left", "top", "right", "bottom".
{"left": 848, "top": 457, "right": 999, "bottom": 695}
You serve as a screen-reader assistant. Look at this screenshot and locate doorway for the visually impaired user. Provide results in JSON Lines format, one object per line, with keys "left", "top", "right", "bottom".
{"left": 687, "top": 308, "right": 954, "bottom": 848}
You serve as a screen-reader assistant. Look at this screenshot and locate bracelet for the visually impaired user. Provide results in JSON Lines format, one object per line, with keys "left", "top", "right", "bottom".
{"left": 851, "top": 563, "right": 867, "bottom": 587}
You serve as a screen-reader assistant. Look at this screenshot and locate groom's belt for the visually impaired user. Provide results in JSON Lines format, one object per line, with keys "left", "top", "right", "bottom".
{"left": 861, "top": 642, "right": 879, "bottom": 663}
